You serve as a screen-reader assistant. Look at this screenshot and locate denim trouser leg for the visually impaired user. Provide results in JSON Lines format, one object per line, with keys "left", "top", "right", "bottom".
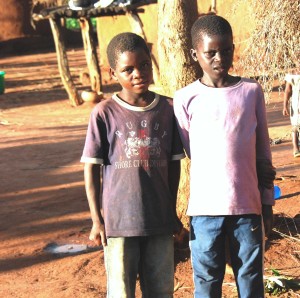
{"left": 190, "top": 215, "right": 265, "bottom": 298}
{"left": 190, "top": 216, "right": 226, "bottom": 298}
{"left": 228, "top": 215, "right": 265, "bottom": 298}
{"left": 104, "top": 235, "right": 174, "bottom": 298}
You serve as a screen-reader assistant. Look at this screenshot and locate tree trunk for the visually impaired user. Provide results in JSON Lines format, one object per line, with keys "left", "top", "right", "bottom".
{"left": 158, "top": 0, "right": 201, "bottom": 97}
{"left": 158, "top": 0, "right": 201, "bottom": 229}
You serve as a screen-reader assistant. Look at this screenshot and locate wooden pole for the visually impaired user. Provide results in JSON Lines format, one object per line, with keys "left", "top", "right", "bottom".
{"left": 49, "top": 17, "right": 83, "bottom": 106}
{"left": 79, "top": 18, "right": 102, "bottom": 94}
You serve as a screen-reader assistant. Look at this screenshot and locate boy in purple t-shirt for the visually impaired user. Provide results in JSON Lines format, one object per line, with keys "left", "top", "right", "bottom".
{"left": 174, "top": 15, "right": 276, "bottom": 298}
{"left": 81, "top": 32, "right": 185, "bottom": 297}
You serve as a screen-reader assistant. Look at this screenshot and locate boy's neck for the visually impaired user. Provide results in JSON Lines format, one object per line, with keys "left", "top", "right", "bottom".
{"left": 117, "top": 90, "right": 155, "bottom": 107}
{"left": 200, "top": 74, "right": 240, "bottom": 88}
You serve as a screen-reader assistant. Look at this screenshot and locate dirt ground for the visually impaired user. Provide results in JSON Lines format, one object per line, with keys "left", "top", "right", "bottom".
{"left": 0, "top": 46, "right": 299, "bottom": 298}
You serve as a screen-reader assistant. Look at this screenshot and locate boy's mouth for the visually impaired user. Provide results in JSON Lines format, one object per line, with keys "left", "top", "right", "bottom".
{"left": 213, "top": 65, "right": 226, "bottom": 72}
{"left": 134, "top": 81, "right": 148, "bottom": 87}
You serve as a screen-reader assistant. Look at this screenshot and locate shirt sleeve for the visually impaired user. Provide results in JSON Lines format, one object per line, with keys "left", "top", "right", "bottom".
{"left": 255, "top": 84, "right": 275, "bottom": 206}
{"left": 285, "top": 74, "right": 293, "bottom": 84}
{"left": 171, "top": 116, "right": 186, "bottom": 161}
{"left": 173, "top": 91, "right": 191, "bottom": 158}
{"left": 80, "top": 109, "right": 106, "bottom": 165}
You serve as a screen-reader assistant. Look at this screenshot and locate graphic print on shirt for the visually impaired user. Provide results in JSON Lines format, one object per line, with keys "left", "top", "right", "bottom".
{"left": 114, "top": 119, "right": 167, "bottom": 170}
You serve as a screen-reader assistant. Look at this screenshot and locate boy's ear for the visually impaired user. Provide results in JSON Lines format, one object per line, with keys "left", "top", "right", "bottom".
{"left": 190, "top": 49, "right": 198, "bottom": 61}
{"left": 109, "top": 68, "right": 118, "bottom": 81}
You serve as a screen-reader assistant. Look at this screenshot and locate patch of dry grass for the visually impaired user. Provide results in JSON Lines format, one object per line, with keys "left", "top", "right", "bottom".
{"left": 232, "top": 0, "right": 300, "bottom": 102}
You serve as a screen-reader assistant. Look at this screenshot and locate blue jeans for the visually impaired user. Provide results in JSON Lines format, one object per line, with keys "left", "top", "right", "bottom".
{"left": 190, "top": 215, "right": 265, "bottom": 298}
{"left": 104, "top": 234, "right": 174, "bottom": 298}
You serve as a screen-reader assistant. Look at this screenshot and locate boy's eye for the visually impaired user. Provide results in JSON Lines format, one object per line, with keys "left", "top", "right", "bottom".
{"left": 123, "top": 67, "right": 133, "bottom": 73}
{"left": 204, "top": 49, "right": 233, "bottom": 59}
{"left": 142, "top": 62, "right": 151, "bottom": 68}
{"left": 204, "top": 51, "right": 216, "bottom": 58}
{"left": 222, "top": 48, "right": 233, "bottom": 55}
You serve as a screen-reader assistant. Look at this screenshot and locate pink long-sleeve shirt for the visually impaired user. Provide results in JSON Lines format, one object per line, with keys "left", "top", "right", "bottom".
{"left": 174, "top": 78, "right": 274, "bottom": 216}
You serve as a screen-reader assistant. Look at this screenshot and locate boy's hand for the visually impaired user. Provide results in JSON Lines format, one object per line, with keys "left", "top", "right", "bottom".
{"left": 174, "top": 226, "right": 189, "bottom": 249}
{"left": 262, "top": 204, "right": 273, "bottom": 237}
{"left": 175, "top": 216, "right": 183, "bottom": 234}
{"left": 257, "top": 159, "right": 276, "bottom": 189}
{"left": 89, "top": 222, "right": 107, "bottom": 246}
{"left": 283, "top": 107, "right": 289, "bottom": 116}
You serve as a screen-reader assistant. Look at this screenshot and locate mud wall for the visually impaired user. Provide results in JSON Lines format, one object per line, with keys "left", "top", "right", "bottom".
{"left": 0, "top": 0, "right": 34, "bottom": 41}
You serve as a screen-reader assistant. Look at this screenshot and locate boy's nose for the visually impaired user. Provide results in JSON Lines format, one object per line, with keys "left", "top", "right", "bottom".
{"left": 215, "top": 51, "right": 222, "bottom": 61}
{"left": 133, "top": 68, "right": 143, "bottom": 78}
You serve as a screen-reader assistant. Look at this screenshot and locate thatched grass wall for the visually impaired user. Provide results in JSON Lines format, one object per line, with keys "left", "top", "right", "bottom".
{"left": 233, "top": 0, "right": 300, "bottom": 101}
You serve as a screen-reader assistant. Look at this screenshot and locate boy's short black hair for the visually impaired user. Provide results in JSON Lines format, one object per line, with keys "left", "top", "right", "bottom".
{"left": 191, "top": 15, "right": 233, "bottom": 48}
{"left": 107, "top": 32, "right": 151, "bottom": 69}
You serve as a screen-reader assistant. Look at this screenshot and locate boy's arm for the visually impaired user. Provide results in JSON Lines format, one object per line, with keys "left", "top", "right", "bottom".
{"left": 255, "top": 86, "right": 275, "bottom": 236}
{"left": 256, "top": 159, "right": 276, "bottom": 189}
{"left": 283, "top": 82, "right": 292, "bottom": 116}
{"left": 255, "top": 86, "right": 275, "bottom": 203}
{"left": 257, "top": 161, "right": 275, "bottom": 237}
{"left": 168, "top": 160, "right": 183, "bottom": 233}
{"left": 262, "top": 204, "right": 273, "bottom": 237}
{"left": 84, "top": 163, "right": 107, "bottom": 246}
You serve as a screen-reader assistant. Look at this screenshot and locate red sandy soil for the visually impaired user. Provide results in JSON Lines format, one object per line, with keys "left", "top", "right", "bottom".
{"left": 0, "top": 47, "right": 299, "bottom": 297}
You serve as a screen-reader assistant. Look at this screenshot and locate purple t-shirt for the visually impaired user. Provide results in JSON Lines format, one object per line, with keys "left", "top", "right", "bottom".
{"left": 81, "top": 93, "right": 185, "bottom": 237}
{"left": 174, "top": 78, "right": 274, "bottom": 216}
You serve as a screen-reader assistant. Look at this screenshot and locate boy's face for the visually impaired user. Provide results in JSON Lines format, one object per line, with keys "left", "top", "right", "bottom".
{"left": 191, "top": 33, "right": 234, "bottom": 83}
{"left": 110, "top": 48, "right": 153, "bottom": 95}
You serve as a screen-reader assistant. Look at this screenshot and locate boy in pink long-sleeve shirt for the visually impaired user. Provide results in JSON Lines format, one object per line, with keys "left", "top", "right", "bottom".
{"left": 174, "top": 15, "right": 276, "bottom": 298}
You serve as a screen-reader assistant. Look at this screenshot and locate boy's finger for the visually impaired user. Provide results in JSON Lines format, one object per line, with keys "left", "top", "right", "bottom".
{"left": 94, "top": 237, "right": 102, "bottom": 246}
{"left": 89, "top": 233, "right": 101, "bottom": 246}
{"left": 100, "top": 232, "right": 107, "bottom": 246}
